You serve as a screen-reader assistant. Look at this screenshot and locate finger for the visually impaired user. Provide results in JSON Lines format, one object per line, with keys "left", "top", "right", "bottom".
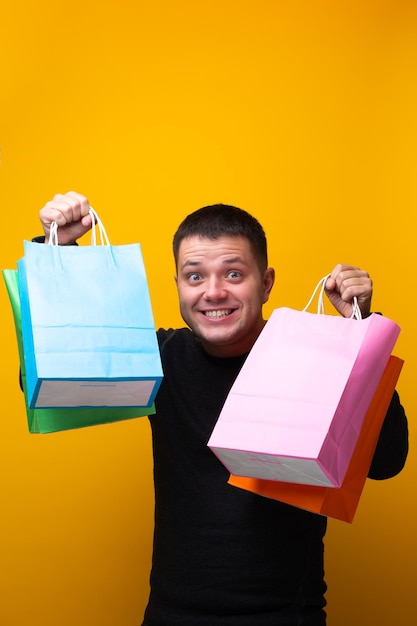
{"left": 51, "top": 192, "right": 90, "bottom": 222}
{"left": 339, "top": 278, "right": 372, "bottom": 303}
{"left": 326, "top": 264, "right": 352, "bottom": 293}
{"left": 41, "top": 203, "right": 75, "bottom": 227}
{"left": 326, "top": 264, "right": 357, "bottom": 293}
{"left": 40, "top": 193, "right": 90, "bottom": 227}
{"left": 333, "top": 268, "right": 366, "bottom": 294}
{"left": 324, "top": 276, "right": 336, "bottom": 291}
{"left": 64, "top": 191, "right": 90, "bottom": 217}
{"left": 329, "top": 263, "right": 344, "bottom": 280}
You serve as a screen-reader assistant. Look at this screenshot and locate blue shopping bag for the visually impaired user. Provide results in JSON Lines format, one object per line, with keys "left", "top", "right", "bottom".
{"left": 17, "top": 210, "right": 163, "bottom": 409}
{"left": 3, "top": 269, "right": 155, "bottom": 432}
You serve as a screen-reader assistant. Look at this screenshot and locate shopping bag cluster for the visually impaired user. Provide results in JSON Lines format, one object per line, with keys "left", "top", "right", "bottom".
{"left": 3, "top": 209, "right": 163, "bottom": 433}
{"left": 208, "top": 275, "right": 403, "bottom": 521}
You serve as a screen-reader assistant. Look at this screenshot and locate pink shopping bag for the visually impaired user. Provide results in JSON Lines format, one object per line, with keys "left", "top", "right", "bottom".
{"left": 208, "top": 282, "right": 400, "bottom": 488}
{"left": 228, "top": 356, "right": 404, "bottom": 522}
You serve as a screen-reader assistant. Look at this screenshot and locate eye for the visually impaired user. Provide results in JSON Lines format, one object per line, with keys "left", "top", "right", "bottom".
{"left": 227, "top": 270, "right": 242, "bottom": 280}
{"left": 188, "top": 272, "right": 202, "bottom": 282}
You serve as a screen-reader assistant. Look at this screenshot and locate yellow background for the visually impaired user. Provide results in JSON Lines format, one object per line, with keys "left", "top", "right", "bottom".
{"left": 0, "top": 1, "right": 415, "bottom": 624}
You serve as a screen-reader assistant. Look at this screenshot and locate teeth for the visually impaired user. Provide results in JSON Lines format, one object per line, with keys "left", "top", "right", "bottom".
{"left": 204, "top": 310, "right": 232, "bottom": 319}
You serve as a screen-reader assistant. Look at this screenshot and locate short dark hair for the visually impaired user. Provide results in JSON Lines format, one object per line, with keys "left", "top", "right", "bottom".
{"left": 173, "top": 204, "right": 268, "bottom": 272}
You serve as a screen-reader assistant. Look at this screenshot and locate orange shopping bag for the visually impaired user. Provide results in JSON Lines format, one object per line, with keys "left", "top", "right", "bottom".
{"left": 228, "top": 355, "right": 403, "bottom": 523}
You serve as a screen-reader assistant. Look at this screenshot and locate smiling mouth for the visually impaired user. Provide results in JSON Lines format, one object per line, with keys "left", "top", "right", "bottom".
{"left": 203, "top": 309, "right": 234, "bottom": 319}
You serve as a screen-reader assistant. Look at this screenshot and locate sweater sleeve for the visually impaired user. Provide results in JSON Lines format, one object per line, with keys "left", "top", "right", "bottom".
{"left": 368, "top": 390, "right": 408, "bottom": 480}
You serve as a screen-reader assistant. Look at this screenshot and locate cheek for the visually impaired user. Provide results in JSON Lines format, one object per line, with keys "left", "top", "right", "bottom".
{"left": 241, "top": 283, "right": 264, "bottom": 305}
{"left": 177, "top": 285, "right": 196, "bottom": 308}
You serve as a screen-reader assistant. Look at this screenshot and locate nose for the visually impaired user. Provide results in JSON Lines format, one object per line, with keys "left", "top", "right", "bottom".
{"left": 203, "top": 276, "right": 228, "bottom": 301}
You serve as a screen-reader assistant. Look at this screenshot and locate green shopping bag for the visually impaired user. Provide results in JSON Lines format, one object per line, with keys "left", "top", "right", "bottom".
{"left": 3, "top": 269, "right": 155, "bottom": 433}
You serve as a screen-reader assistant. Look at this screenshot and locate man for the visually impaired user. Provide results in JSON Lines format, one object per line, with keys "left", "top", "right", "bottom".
{"left": 38, "top": 191, "right": 408, "bottom": 626}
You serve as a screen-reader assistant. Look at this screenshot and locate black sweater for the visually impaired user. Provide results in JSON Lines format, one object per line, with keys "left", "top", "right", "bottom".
{"left": 28, "top": 237, "right": 408, "bottom": 623}
{"left": 142, "top": 328, "right": 408, "bottom": 625}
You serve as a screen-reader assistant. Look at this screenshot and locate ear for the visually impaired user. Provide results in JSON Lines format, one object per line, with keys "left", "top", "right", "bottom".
{"left": 262, "top": 267, "right": 275, "bottom": 304}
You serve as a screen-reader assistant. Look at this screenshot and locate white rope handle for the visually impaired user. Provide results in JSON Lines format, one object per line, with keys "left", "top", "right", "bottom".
{"left": 88, "top": 207, "right": 110, "bottom": 246}
{"left": 350, "top": 296, "right": 362, "bottom": 320}
{"left": 48, "top": 221, "right": 59, "bottom": 246}
{"left": 48, "top": 206, "right": 110, "bottom": 247}
{"left": 303, "top": 274, "right": 362, "bottom": 320}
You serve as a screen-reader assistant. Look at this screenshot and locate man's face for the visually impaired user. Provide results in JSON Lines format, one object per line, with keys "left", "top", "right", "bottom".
{"left": 175, "top": 235, "right": 275, "bottom": 357}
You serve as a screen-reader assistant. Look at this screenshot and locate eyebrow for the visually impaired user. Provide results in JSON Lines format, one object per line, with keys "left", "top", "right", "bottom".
{"left": 222, "top": 256, "right": 249, "bottom": 266}
{"left": 180, "top": 260, "right": 201, "bottom": 272}
{"left": 180, "top": 256, "right": 249, "bottom": 271}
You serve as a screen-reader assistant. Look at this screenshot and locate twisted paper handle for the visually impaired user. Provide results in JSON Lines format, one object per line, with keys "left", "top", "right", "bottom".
{"left": 303, "top": 274, "right": 362, "bottom": 320}
{"left": 48, "top": 206, "right": 110, "bottom": 246}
